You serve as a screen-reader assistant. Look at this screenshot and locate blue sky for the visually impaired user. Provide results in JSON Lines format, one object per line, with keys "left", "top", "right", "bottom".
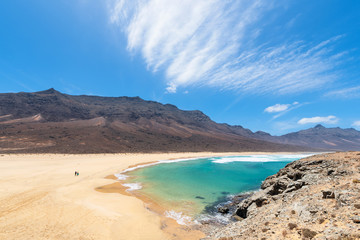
{"left": 0, "top": 0, "right": 359, "bottom": 135}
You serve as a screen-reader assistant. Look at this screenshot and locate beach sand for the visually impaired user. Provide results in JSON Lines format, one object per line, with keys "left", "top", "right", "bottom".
{"left": 0, "top": 152, "right": 299, "bottom": 240}
{"left": 0, "top": 152, "right": 234, "bottom": 240}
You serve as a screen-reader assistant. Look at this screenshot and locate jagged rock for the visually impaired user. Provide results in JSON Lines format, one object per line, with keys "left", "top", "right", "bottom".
{"left": 235, "top": 204, "right": 248, "bottom": 218}
{"left": 254, "top": 196, "right": 269, "bottom": 207}
{"left": 261, "top": 175, "right": 276, "bottom": 189}
{"left": 234, "top": 192, "right": 269, "bottom": 218}
{"left": 322, "top": 190, "right": 335, "bottom": 199}
{"left": 268, "top": 178, "right": 290, "bottom": 195}
{"left": 246, "top": 203, "right": 257, "bottom": 216}
{"left": 284, "top": 180, "right": 304, "bottom": 193}
{"left": 286, "top": 171, "right": 303, "bottom": 180}
{"left": 218, "top": 206, "right": 230, "bottom": 214}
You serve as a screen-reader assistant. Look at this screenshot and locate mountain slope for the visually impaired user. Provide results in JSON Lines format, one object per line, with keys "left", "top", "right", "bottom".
{"left": 1, "top": 89, "right": 358, "bottom": 153}
{"left": 247, "top": 124, "right": 360, "bottom": 151}
{"left": 0, "top": 89, "right": 309, "bottom": 153}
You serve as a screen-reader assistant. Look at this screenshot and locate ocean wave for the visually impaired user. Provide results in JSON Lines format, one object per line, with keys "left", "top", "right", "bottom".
{"left": 210, "top": 154, "right": 314, "bottom": 164}
{"left": 164, "top": 210, "right": 193, "bottom": 225}
{"left": 122, "top": 183, "right": 142, "bottom": 191}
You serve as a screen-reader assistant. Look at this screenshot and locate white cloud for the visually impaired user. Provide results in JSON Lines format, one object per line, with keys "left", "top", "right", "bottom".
{"left": 352, "top": 121, "right": 360, "bottom": 127}
{"left": 265, "top": 102, "right": 303, "bottom": 119}
{"left": 325, "top": 86, "right": 360, "bottom": 98}
{"left": 109, "top": 0, "right": 345, "bottom": 94}
{"left": 265, "top": 104, "right": 290, "bottom": 113}
{"left": 165, "top": 83, "right": 177, "bottom": 93}
{"left": 298, "top": 115, "right": 338, "bottom": 125}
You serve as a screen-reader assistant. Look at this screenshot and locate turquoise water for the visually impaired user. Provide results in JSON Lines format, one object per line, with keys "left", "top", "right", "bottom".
{"left": 124, "top": 154, "right": 310, "bottom": 217}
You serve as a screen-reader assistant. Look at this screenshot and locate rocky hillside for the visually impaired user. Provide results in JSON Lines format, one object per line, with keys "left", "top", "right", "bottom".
{"left": 234, "top": 124, "right": 360, "bottom": 151}
{"left": 208, "top": 152, "right": 360, "bottom": 240}
{"left": 0, "top": 89, "right": 308, "bottom": 153}
{"left": 263, "top": 124, "right": 360, "bottom": 151}
{"left": 1, "top": 89, "right": 359, "bottom": 153}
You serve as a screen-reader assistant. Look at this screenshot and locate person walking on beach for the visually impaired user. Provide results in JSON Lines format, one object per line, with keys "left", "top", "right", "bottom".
{"left": 75, "top": 171, "right": 78, "bottom": 176}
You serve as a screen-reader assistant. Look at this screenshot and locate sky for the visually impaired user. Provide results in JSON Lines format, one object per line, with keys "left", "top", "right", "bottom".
{"left": 0, "top": 0, "right": 359, "bottom": 135}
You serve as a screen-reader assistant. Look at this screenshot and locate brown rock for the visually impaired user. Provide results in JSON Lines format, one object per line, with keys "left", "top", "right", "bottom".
{"left": 322, "top": 190, "right": 335, "bottom": 199}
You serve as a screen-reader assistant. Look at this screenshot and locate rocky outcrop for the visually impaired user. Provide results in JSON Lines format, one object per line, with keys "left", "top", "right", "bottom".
{"left": 207, "top": 152, "right": 360, "bottom": 240}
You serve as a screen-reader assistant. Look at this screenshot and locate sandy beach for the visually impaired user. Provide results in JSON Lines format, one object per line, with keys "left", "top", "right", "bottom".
{"left": 0, "top": 152, "right": 270, "bottom": 240}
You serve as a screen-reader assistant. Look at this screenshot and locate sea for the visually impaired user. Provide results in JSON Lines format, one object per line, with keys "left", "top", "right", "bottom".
{"left": 117, "top": 154, "right": 313, "bottom": 225}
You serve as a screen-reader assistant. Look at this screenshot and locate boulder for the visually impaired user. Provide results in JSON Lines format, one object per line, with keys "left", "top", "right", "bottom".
{"left": 235, "top": 192, "right": 269, "bottom": 218}
{"left": 268, "top": 178, "right": 290, "bottom": 195}
{"left": 261, "top": 175, "right": 276, "bottom": 189}
{"left": 286, "top": 170, "right": 303, "bottom": 180}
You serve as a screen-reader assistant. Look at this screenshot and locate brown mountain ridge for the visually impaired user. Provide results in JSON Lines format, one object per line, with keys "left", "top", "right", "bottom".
{"left": 0, "top": 89, "right": 358, "bottom": 153}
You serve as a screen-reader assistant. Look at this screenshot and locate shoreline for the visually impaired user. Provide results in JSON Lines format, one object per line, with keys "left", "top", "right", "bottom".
{"left": 95, "top": 152, "right": 316, "bottom": 239}
{"left": 209, "top": 151, "right": 360, "bottom": 239}
{"left": 0, "top": 152, "right": 314, "bottom": 240}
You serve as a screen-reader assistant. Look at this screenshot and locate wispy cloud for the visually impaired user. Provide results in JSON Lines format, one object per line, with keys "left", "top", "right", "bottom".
{"left": 110, "top": 0, "right": 346, "bottom": 94}
{"left": 265, "top": 103, "right": 291, "bottom": 113}
{"left": 265, "top": 101, "right": 303, "bottom": 119}
{"left": 325, "top": 85, "right": 360, "bottom": 98}
{"left": 352, "top": 121, "right": 360, "bottom": 127}
{"left": 298, "top": 115, "right": 338, "bottom": 125}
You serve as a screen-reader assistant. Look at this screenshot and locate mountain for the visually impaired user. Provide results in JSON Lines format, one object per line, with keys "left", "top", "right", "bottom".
{"left": 264, "top": 124, "right": 360, "bottom": 151}
{"left": 208, "top": 122, "right": 360, "bottom": 151}
{"left": 0, "top": 89, "right": 309, "bottom": 153}
{"left": 0, "top": 89, "right": 358, "bottom": 153}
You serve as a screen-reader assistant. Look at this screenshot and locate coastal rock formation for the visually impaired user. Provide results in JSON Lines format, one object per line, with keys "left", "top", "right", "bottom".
{"left": 208, "top": 152, "right": 360, "bottom": 240}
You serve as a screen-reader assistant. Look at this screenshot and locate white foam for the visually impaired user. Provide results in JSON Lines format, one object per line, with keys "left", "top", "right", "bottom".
{"left": 121, "top": 157, "right": 205, "bottom": 173}
{"left": 211, "top": 154, "right": 314, "bottom": 164}
{"left": 164, "top": 210, "right": 193, "bottom": 225}
{"left": 114, "top": 173, "right": 128, "bottom": 180}
{"left": 122, "top": 183, "right": 142, "bottom": 191}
